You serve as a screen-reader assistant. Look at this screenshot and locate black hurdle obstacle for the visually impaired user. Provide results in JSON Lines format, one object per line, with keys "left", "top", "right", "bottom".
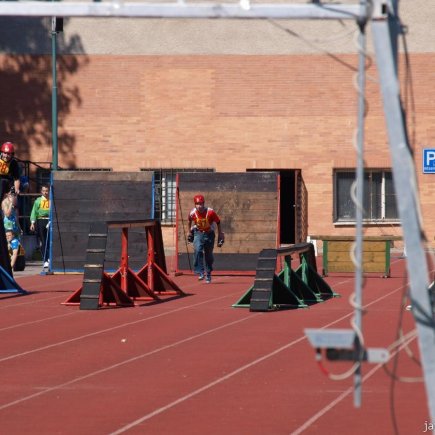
{"left": 63, "top": 219, "right": 186, "bottom": 310}
{"left": 233, "top": 243, "right": 339, "bottom": 311}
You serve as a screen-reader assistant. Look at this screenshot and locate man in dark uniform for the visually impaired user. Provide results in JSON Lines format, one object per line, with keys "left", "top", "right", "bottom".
{"left": 0, "top": 141, "right": 21, "bottom": 275}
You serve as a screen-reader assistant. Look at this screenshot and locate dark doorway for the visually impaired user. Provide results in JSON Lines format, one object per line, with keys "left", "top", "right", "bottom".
{"left": 247, "top": 169, "right": 307, "bottom": 245}
{"left": 280, "top": 170, "right": 296, "bottom": 244}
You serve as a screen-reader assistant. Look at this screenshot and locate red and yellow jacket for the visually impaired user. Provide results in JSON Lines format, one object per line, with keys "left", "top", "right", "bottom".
{"left": 188, "top": 207, "right": 220, "bottom": 233}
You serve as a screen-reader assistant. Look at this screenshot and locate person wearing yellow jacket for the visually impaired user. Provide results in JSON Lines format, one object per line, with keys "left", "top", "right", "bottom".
{"left": 30, "top": 185, "right": 50, "bottom": 268}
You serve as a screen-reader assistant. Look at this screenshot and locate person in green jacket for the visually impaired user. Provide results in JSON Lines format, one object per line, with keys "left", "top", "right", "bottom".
{"left": 30, "top": 185, "right": 50, "bottom": 268}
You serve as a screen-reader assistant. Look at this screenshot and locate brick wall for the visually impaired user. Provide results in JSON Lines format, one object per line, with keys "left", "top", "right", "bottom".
{"left": 1, "top": 53, "right": 435, "bottom": 245}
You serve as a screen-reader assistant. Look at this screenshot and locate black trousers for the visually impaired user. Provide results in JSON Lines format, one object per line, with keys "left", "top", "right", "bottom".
{"left": 0, "top": 178, "right": 12, "bottom": 197}
{"left": 0, "top": 178, "right": 14, "bottom": 275}
{"left": 36, "top": 218, "right": 50, "bottom": 261}
{"left": 13, "top": 255, "right": 26, "bottom": 271}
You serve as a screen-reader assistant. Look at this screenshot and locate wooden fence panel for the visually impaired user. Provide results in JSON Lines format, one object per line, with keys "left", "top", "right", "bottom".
{"left": 177, "top": 172, "right": 279, "bottom": 272}
{"left": 51, "top": 171, "right": 153, "bottom": 272}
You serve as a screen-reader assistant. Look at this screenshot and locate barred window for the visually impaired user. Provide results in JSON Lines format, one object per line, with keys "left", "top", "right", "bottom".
{"left": 334, "top": 170, "right": 399, "bottom": 223}
{"left": 142, "top": 168, "right": 214, "bottom": 224}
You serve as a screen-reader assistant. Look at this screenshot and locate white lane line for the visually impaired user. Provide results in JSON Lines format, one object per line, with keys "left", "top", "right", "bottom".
{"left": 109, "top": 334, "right": 308, "bottom": 435}
{"left": 0, "top": 312, "right": 78, "bottom": 332}
{"left": 0, "top": 275, "right": 229, "bottom": 328}
{"left": 0, "top": 268, "right": 351, "bottom": 327}
{"left": 0, "top": 274, "right": 405, "bottom": 426}
{"left": 108, "top": 283, "right": 407, "bottom": 434}
{"left": 0, "top": 313, "right": 259, "bottom": 411}
{"left": 289, "top": 331, "right": 418, "bottom": 435}
{"left": 0, "top": 275, "right": 84, "bottom": 309}
{"left": 0, "top": 294, "right": 69, "bottom": 310}
{"left": 0, "top": 291, "right": 241, "bottom": 363}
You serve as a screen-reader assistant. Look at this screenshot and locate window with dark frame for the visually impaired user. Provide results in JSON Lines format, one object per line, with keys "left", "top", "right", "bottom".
{"left": 334, "top": 169, "right": 399, "bottom": 223}
{"left": 141, "top": 168, "right": 214, "bottom": 224}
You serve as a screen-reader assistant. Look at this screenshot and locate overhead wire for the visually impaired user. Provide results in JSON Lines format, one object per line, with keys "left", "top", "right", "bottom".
{"left": 267, "top": 18, "right": 377, "bottom": 83}
{"left": 176, "top": 186, "right": 192, "bottom": 272}
{"left": 311, "top": 4, "right": 372, "bottom": 383}
{"left": 272, "top": 2, "right": 372, "bottom": 382}
{"left": 270, "top": 0, "right": 431, "bottom": 401}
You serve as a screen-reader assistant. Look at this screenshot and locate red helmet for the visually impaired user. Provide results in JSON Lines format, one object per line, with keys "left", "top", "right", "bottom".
{"left": 194, "top": 194, "right": 205, "bottom": 204}
{"left": 1, "top": 142, "right": 15, "bottom": 155}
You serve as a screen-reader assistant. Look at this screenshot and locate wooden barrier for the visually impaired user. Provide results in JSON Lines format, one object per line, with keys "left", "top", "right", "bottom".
{"left": 310, "top": 235, "right": 402, "bottom": 278}
{"left": 51, "top": 171, "right": 153, "bottom": 273}
{"left": 176, "top": 171, "right": 279, "bottom": 273}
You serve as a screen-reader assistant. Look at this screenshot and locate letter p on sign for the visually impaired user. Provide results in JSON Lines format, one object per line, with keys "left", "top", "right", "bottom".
{"left": 426, "top": 151, "right": 435, "bottom": 166}
{"left": 423, "top": 149, "right": 435, "bottom": 173}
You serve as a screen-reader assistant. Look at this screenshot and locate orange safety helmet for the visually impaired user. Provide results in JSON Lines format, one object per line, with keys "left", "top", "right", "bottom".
{"left": 193, "top": 194, "right": 205, "bottom": 204}
{"left": 1, "top": 142, "right": 15, "bottom": 155}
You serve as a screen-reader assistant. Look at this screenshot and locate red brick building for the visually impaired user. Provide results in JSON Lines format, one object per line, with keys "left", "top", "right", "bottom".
{"left": 1, "top": 2, "right": 434, "bottom": 248}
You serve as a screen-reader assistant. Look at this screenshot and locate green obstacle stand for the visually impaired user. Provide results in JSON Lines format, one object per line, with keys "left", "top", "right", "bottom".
{"left": 233, "top": 243, "right": 339, "bottom": 312}
{"left": 293, "top": 257, "right": 340, "bottom": 303}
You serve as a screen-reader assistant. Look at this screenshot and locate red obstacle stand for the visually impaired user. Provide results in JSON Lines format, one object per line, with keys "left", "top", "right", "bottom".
{"left": 63, "top": 220, "right": 185, "bottom": 309}
{"left": 111, "top": 221, "right": 185, "bottom": 301}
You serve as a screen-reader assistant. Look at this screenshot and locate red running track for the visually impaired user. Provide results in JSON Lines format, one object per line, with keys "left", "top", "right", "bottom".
{"left": 0, "top": 257, "right": 431, "bottom": 434}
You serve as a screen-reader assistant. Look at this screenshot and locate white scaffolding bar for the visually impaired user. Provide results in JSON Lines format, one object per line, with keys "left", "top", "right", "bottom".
{"left": 0, "top": 2, "right": 361, "bottom": 19}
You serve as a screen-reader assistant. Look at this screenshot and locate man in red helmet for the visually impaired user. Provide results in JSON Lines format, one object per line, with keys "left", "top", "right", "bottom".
{"left": 0, "top": 142, "right": 20, "bottom": 198}
{"left": 187, "top": 194, "right": 224, "bottom": 283}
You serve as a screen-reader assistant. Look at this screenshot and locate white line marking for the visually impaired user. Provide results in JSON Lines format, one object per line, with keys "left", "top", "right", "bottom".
{"left": 0, "top": 294, "right": 67, "bottom": 310}
{"left": 0, "top": 292, "right": 240, "bottom": 363}
{"left": 108, "top": 283, "right": 407, "bottom": 434}
{"left": 0, "top": 312, "right": 78, "bottom": 332}
{"left": 0, "top": 276, "right": 83, "bottom": 309}
{"left": 0, "top": 269, "right": 406, "bottom": 431}
{"left": 0, "top": 313, "right": 259, "bottom": 411}
{"left": 289, "top": 332, "right": 418, "bottom": 435}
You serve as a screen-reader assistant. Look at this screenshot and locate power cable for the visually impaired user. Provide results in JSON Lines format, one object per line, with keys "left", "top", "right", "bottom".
{"left": 51, "top": 184, "right": 66, "bottom": 273}
{"left": 176, "top": 186, "right": 192, "bottom": 272}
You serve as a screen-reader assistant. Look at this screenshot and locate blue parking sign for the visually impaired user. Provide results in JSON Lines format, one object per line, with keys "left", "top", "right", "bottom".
{"left": 423, "top": 149, "right": 435, "bottom": 173}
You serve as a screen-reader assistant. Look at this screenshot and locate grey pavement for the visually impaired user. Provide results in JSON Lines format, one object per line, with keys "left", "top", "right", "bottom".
{"left": 12, "top": 261, "right": 51, "bottom": 278}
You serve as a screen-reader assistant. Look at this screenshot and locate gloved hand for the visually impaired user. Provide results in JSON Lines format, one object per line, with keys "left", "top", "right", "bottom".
{"left": 217, "top": 232, "right": 225, "bottom": 247}
{"left": 187, "top": 232, "right": 194, "bottom": 243}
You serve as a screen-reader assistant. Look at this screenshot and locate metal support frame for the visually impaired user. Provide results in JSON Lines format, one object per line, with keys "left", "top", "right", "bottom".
{"left": 372, "top": 13, "right": 435, "bottom": 423}
{"left": 353, "top": 8, "right": 367, "bottom": 407}
{"left": 109, "top": 220, "right": 186, "bottom": 300}
{"left": 110, "top": 225, "right": 159, "bottom": 301}
{"left": 51, "top": 16, "right": 59, "bottom": 171}
{"left": 0, "top": 2, "right": 362, "bottom": 19}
